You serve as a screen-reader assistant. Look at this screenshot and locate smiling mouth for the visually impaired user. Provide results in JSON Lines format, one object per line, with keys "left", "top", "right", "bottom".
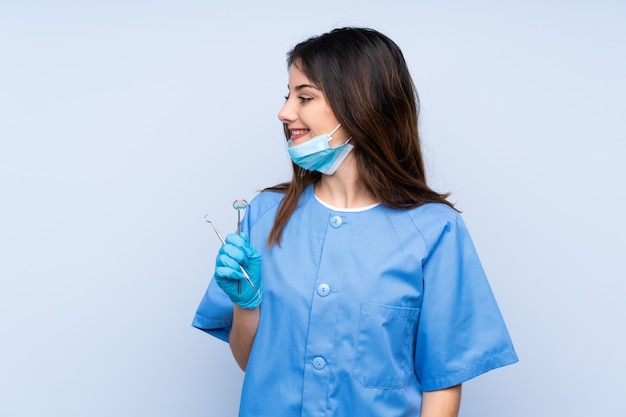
{"left": 289, "top": 129, "right": 309, "bottom": 141}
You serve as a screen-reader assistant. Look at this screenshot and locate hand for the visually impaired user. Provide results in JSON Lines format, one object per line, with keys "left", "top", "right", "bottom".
{"left": 214, "top": 233, "right": 263, "bottom": 309}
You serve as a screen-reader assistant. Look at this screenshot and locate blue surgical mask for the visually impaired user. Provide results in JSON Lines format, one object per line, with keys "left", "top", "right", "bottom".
{"left": 286, "top": 124, "right": 354, "bottom": 175}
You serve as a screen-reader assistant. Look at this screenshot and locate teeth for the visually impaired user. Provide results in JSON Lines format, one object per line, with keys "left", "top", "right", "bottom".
{"left": 291, "top": 129, "right": 307, "bottom": 135}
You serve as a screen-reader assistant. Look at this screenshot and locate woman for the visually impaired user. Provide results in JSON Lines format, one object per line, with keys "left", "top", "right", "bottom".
{"left": 193, "top": 27, "right": 518, "bottom": 417}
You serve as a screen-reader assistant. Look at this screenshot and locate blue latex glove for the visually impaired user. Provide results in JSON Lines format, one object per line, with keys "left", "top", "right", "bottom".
{"left": 214, "top": 233, "right": 263, "bottom": 309}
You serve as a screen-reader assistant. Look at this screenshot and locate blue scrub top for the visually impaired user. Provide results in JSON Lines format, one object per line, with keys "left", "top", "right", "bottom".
{"left": 193, "top": 185, "right": 518, "bottom": 416}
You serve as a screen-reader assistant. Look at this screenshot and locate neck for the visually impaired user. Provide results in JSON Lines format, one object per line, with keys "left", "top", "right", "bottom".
{"left": 314, "top": 155, "right": 378, "bottom": 209}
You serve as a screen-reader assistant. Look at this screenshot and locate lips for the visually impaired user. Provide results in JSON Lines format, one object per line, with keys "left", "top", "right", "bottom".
{"left": 289, "top": 129, "right": 309, "bottom": 141}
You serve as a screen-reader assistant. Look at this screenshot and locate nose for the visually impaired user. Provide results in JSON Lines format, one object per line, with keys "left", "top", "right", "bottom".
{"left": 277, "top": 99, "right": 296, "bottom": 124}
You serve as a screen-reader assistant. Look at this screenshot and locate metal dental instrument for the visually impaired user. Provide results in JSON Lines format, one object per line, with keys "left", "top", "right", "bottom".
{"left": 232, "top": 199, "right": 248, "bottom": 293}
{"left": 204, "top": 216, "right": 260, "bottom": 301}
{"left": 233, "top": 199, "right": 248, "bottom": 235}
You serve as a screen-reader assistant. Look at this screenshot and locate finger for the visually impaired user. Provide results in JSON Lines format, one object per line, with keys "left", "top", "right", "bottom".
{"left": 225, "top": 233, "right": 258, "bottom": 259}
{"left": 225, "top": 233, "right": 248, "bottom": 247}
{"left": 215, "top": 265, "right": 244, "bottom": 280}
{"left": 216, "top": 253, "right": 242, "bottom": 270}
{"left": 220, "top": 243, "right": 246, "bottom": 264}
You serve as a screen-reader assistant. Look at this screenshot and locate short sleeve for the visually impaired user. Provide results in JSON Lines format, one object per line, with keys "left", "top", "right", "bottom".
{"left": 192, "top": 278, "right": 233, "bottom": 342}
{"left": 413, "top": 208, "right": 518, "bottom": 391}
{"left": 191, "top": 197, "right": 259, "bottom": 342}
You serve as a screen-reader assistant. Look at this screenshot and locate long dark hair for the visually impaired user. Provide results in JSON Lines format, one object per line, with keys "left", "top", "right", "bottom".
{"left": 266, "top": 27, "right": 454, "bottom": 247}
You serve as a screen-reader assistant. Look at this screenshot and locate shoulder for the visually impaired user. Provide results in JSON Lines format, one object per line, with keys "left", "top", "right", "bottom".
{"left": 405, "top": 202, "right": 462, "bottom": 228}
{"left": 249, "top": 188, "right": 285, "bottom": 208}
{"left": 246, "top": 189, "right": 285, "bottom": 226}
{"left": 404, "top": 203, "right": 469, "bottom": 249}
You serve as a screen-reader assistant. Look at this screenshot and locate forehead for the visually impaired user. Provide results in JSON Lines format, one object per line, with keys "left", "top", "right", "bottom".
{"left": 287, "top": 65, "right": 318, "bottom": 90}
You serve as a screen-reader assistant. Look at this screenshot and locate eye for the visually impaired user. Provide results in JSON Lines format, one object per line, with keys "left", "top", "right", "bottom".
{"left": 283, "top": 94, "right": 313, "bottom": 103}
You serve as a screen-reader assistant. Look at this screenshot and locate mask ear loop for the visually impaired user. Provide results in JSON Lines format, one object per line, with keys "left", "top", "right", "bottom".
{"left": 328, "top": 124, "right": 353, "bottom": 147}
{"left": 328, "top": 123, "right": 352, "bottom": 145}
{"left": 330, "top": 124, "right": 342, "bottom": 135}
{"left": 327, "top": 124, "right": 342, "bottom": 143}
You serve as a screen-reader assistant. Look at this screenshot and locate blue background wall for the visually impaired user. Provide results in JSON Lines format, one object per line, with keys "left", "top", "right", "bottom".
{"left": 1, "top": 1, "right": 625, "bottom": 416}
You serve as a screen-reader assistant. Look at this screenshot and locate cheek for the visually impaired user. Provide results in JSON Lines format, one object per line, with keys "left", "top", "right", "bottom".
{"left": 324, "top": 106, "right": 340, "bottom": 123}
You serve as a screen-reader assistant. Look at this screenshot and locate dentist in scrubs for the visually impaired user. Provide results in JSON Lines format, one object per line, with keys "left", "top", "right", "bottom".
{"left": 193, "top": 27, "right": 518, "bottom": 417}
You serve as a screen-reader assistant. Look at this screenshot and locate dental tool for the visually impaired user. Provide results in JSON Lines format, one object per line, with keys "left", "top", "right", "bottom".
{"left": 232, "top": 199, "right": 248, "bottom": 294}
{"left": 233, "top": 199, "right": 248, "bottom": 236}
{"left": 204, "top": 216, "right": 260, "bottom": 301}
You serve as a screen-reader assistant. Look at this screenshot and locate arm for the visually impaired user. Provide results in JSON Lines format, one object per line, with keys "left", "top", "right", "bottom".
{"left": 213, "top": 233, "right": 264, "bottom": 370}
{"left": 229, "top": 305, "right": 260, "bottom": 371}
{"left": 420, "top": 384, "right": 462, "bottom": 417}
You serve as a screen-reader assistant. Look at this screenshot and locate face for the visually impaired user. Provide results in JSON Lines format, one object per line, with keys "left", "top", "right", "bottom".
{"left": 277, "top": 64, "right": 347, "bottom": 146}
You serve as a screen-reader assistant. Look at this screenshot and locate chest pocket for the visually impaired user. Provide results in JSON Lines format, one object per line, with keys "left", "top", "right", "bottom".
{"left": 352, "top": 303, "right": 420, "bottom": 389}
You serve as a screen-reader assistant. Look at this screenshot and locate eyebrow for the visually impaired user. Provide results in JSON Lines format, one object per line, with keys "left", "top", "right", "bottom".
{"left": 287, "top": 84, "right": 320, "bottom": 91}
